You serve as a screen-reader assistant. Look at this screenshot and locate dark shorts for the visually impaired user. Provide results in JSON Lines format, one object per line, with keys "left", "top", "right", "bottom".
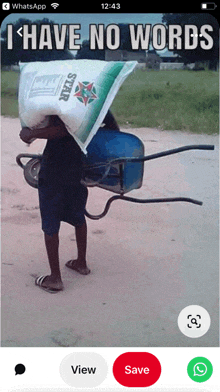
{"left": 38, "top": 166, "right": 88, "bottom": 237}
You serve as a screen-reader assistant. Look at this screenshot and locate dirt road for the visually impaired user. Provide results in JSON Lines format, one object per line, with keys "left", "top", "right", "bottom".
{"left": 1, "top": 117, "right": 219, "bottom": 347}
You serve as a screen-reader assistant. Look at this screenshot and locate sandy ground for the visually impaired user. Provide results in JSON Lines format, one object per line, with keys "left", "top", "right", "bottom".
{"left": 1, "top": 116, "right": 219, "bottom": 347}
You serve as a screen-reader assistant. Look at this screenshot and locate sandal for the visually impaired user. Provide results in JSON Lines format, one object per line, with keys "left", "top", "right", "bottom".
{"left": 65, "top": 260, "right": 91, "bottom": 275}
{"left": 35, "top": 275, "right": 63, "bottom": 293}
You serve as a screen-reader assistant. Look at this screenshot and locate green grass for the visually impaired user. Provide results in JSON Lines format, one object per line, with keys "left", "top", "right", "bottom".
{"left": 1, "top": 69, "right": 219, "bottom": 134}
{"left": 1, "top": 70, "right": 19, "bottom": 117}
{"left": 112, "top": 69, "right": 219, "bottom": 134}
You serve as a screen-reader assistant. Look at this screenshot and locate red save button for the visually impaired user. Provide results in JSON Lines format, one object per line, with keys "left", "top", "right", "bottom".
{"left": 113, "top": 352, "right": 161, "bottom": 387}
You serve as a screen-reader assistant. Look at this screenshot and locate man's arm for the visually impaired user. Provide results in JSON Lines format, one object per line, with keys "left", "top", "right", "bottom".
{"left": 103, "top": 111, "right": 120, "bottom": 131}
{"left": 19, "top": 116, "right": 68, "bottom": 144}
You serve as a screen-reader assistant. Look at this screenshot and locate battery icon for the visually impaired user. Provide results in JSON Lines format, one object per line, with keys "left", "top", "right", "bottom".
{"left": 201, "top": 2, "right": 217, "bottom": 9}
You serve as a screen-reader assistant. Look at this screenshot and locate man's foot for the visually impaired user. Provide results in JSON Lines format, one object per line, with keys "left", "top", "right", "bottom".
{"left": 65, "top": 260, "right": 91, "bottom": 275}
{"left": 35, "top": 275, "right": 64, "bottom": 293}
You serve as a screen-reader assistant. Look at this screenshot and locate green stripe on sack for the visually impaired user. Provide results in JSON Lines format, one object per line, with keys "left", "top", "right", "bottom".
{"left": 76, "top": 62, "right": 125, "bottom": 143}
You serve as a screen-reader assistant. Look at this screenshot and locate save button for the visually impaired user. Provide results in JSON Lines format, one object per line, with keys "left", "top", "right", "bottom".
{"left": 113, "top": 352, "right": 161, "bottom": 387}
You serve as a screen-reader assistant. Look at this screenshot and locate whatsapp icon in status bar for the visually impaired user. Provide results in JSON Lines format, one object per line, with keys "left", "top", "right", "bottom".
{"left": 187, "top": 357, "right": 213, "bottom": 383}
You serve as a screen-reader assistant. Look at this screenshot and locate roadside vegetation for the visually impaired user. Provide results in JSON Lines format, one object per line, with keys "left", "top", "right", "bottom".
{"left": 1, "top": 69, "right": 219, "bottom": 134}
{"left": 112, "top": 69, "right": 219, "bottom": 134}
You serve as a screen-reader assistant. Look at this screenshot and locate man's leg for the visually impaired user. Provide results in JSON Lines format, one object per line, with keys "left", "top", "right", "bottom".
{"left": 40, "top": 233, "right": 63, "bottom": 289}
{"left": 75, "top": 221, "right": 87, "bottom": 266}
{"left": 66, "top": 221, "right": 90, "bottom": 275}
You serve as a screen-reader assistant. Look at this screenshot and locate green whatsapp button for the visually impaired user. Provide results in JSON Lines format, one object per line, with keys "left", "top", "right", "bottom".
{"left": 187, "top": 357, "right": 213, "bottom": 383}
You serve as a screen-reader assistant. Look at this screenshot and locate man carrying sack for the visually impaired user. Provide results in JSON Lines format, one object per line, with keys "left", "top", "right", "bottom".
{"left": 19, "top": 111, "right": 119, "bottom": 293}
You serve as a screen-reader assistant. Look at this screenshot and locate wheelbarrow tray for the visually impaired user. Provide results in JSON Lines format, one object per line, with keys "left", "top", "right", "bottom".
{"left": 82, "top": 128, "right": 145, "bottom": 194}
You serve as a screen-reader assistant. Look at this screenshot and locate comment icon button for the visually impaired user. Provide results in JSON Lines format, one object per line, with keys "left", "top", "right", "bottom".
{"left": 14, "top": 364, "right": 26, "bottom": 375}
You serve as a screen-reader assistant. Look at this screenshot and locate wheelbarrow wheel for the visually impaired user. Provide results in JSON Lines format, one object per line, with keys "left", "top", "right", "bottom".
{"left": 23, "top": 158, "right": 41, "bottom": 189}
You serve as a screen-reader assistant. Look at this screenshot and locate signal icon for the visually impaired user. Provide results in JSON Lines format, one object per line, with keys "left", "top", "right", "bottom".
{"left": 51, "top": 3, "right": 59, "bottom": 8}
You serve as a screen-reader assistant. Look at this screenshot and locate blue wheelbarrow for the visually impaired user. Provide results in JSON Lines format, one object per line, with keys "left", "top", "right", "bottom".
{"left": 16, "top": 128, "right": 215, "bottom": 220}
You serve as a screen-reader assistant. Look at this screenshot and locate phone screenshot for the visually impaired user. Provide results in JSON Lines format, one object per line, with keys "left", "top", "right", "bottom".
{"left": 1, "top": 3, "right": 219, "bottom": 391}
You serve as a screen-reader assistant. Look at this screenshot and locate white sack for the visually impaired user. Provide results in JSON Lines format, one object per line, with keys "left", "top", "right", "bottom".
{"left": 19, "top": 59, "right": 137, "bottom": 153}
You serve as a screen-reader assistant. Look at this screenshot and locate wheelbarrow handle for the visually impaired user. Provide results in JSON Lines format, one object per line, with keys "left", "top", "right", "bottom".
{"left": 141, "top": 144, "right": 215, "bottom": 162}
{"left": 85, "top": 195, "right": 203, "bottom": 220}
{"left": 109, "top": 144, "right": 215, "bottom": 165}
{"left": 16, "top": 153, "right": 42, "bottom": 169}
